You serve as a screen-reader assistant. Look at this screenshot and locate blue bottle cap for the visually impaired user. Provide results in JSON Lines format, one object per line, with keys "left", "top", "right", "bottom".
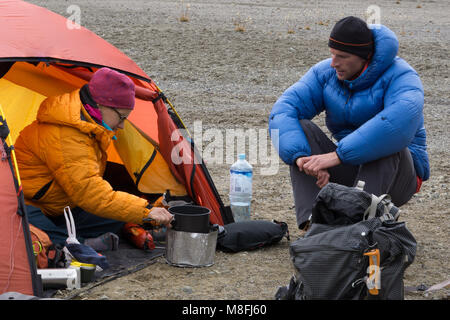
{"left": 238, "top": 154, "right": 245, "bottom": 160}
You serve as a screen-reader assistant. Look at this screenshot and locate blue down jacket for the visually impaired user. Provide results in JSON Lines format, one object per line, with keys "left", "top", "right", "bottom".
{"left": 269, "top": 25, "right": 429, "bottom": 181}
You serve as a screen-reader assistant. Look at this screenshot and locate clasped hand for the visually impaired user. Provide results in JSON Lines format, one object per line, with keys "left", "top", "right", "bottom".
{"left": 295, "top": 151, "right": 341, "bottom": 188}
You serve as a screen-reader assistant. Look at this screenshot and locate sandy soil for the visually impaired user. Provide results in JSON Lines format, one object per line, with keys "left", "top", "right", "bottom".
{"left": 28, "top": 0, "right": 449, "bottom": 300}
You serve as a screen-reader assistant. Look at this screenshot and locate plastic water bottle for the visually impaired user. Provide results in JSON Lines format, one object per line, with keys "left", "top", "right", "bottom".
{"left": 229, "top": 154, "right": 253, "bottom": 222}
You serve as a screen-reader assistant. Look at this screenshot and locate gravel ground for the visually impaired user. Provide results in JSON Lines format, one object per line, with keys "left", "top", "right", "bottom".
{"left": 27, "top": 0, "right": 449, "bottom": 300}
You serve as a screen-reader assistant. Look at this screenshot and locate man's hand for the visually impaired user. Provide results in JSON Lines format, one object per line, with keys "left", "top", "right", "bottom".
{"left": 147, "top": 207, "right": 173, "bottom": 226}
{"left": 316, "top": 169, "right": 330, "bottom": 188}
{"left": 296, "top": 152, "right": 340, "bottom": 188}
{"left": 296, "top": 151, "right": 341, "bottom": 176}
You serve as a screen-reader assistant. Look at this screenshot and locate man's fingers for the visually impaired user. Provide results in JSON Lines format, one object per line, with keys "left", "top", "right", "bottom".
{"left": 316, "top": 174, "right": 325, "bottom": 187}
{"left": 303, "top": 166, "right": 316, "bottom": 177}
{"left": 296, "top": 156, "right": 314, "bottom": 171}
{"left": 296, "top": 157, "right": 306, "bottom": 171}
{"left": 304, "top": 160, "right": 319, "bottom": 176}
{"left": 316, "top": 170, "right": 330, "bottom": 188}
{"left": 317, "top": 177, "right": 327, "bottom": 188}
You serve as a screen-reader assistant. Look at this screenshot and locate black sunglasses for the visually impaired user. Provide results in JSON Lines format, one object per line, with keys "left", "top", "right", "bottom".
{"left": 110, "top": 107, "right": 128, "bottom": 123}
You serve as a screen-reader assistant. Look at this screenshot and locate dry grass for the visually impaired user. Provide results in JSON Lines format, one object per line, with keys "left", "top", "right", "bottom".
{"left": 179, "top": 0, "right": 190, "bottom": 22}
{"left": 285, "top": 13, "right": 296, "bottom": 34}
{"left": 317, "top": 20, "right": 329, "bottom": 26}
{"left": 233, "top": 12, "right": 252, "bottom": 32}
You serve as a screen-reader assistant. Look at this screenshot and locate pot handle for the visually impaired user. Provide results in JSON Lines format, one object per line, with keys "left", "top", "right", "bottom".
{"left": 170, "top": 216, "right": 177, "bottom": 229}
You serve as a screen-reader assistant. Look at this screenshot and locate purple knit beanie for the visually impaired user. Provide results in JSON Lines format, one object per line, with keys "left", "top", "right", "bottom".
{"left": 88, "top": 67, "right": 135, "bottom": 109}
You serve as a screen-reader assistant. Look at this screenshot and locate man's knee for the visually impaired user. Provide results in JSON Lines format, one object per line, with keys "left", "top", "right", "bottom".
{"left": 299, "top": 119, "right": 321, "bottom": 134}
{"left": 298, "top": 120, "right": 336, "bottom": 155}
{"left": 357, "top": 148, "right": 416, "bottom": 204}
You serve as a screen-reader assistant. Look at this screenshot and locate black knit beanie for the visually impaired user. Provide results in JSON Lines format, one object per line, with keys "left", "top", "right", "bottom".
{"left": 328, "top": 16, "right": 374, "bottom": 60}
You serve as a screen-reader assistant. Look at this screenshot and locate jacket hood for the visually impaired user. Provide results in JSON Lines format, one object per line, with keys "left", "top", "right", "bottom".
{"left": 343, "top": 24, "right": 399, "bottom": 91}
{"left": 37, "top": 89, "right": 115, "bottom": 149}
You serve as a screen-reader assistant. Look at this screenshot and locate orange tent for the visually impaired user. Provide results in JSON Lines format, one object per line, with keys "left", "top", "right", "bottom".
{"left": 0, "top": 118, "right": 42, "bottom": 297}
{"left": 0, "top": 0, "right": 233, "bottom": 297}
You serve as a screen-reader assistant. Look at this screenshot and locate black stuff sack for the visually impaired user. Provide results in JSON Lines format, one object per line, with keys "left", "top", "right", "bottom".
{"left": 217, "top": 220, "right": 289, "bottom": 253}
{"left": 311, "top": 182, "right": 400, "bottom": 226}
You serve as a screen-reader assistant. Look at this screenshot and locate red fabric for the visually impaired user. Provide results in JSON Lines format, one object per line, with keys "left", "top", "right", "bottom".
{"left": 84, "top": 104, "right": 103, "bottom": 123}
{"left": 88, "top": 68, "right": 136, "bottom": 109}
{"left": 0, "top": 0, "right": 148, "bottom": 80}
{"left": 154, "top": 98, "right": 224, "bottom": 226}
{"left": 416, "top": 176, "right": 423, "bottom": 193}
{"left": 349, "top": 59, "right": 371, "bottom": 81}
{"left": 0, "top": 155, "right": 33, "bottom": 295}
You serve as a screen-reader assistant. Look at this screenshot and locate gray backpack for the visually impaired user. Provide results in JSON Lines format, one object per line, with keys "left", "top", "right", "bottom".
{"left": 276, "top": 182, "right": 417, "bottom": 300}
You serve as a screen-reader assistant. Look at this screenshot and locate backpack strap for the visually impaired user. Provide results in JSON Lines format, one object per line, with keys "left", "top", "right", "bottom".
{"left": 357, "top": 181, "right": 400, "bottom": 222}
{"left": 356, "top": 180, "right": 381, "bottom": 220}
{"left": 378, "top": 195, "right": 400, "bottom": 222}
{"left": 364, "top": 193, "right": 400, "bottom": 221}
{"left": 363, "top": 194, "right": 381, "bottom": 220}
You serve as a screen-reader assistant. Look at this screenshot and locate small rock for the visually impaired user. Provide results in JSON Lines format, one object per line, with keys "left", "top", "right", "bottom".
{"left": 182, "top": 286, "right": 193, "bottom": 294}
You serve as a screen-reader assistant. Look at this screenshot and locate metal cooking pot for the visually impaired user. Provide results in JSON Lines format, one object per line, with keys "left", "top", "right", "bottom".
{"left": 165, "top": 223, "right": 226, "bottom": 268}
{"left": 168, "top": 205, "right": 211, "bottom": 234}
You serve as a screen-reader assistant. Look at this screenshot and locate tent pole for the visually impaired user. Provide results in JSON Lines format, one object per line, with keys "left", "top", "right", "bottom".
{"left": 0, "top": 104, "right": 43, "bottom": 297}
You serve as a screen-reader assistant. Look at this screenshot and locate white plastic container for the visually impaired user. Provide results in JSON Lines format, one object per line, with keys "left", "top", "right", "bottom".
{"left": 37, "top": 268, "right": 80, "bottom": 290}
{"left": 229, "top": 154, "right": 253, "bottom": 222}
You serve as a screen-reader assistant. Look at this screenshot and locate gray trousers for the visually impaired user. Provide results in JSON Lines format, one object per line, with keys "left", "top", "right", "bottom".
{"left": 290, "top": 120, "right": 417, "bottom": 229}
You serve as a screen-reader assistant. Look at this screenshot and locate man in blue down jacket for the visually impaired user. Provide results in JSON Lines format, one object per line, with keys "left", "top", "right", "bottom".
{"left": 269, "top": 16, "right": 429, "bottom": 230}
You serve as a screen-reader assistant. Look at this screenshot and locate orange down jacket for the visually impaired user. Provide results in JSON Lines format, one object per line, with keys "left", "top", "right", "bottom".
{"left": 15, "top": 89, "right": 150, "bottom": 224}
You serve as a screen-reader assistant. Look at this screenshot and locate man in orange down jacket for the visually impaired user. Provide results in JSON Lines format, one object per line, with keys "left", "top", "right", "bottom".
{"left": 15, "top": 67, "right": 173, "bottom": 250}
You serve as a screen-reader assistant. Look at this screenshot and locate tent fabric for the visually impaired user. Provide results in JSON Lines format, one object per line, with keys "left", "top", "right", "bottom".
{"left": 0, "top": 141, "right": 34, "bottom": 295}
{"left": 154, "top": 98, "right": 226, "bottom": 225}
{"left": 4, "top": 62, "right": 87, "bottom": 98}
{"left": 0, "top": 77, "right": 46, "bottom": 143}
{"left": 114, "top": 121, "right": 187, "bottom": 196}
{"left": 0, "top": 0, "right": 149, "bottom": 81}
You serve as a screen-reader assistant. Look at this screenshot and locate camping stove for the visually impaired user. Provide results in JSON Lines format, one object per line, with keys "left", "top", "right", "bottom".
{"left": 165, "top": 228, "right": 219, "bottom": 268}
